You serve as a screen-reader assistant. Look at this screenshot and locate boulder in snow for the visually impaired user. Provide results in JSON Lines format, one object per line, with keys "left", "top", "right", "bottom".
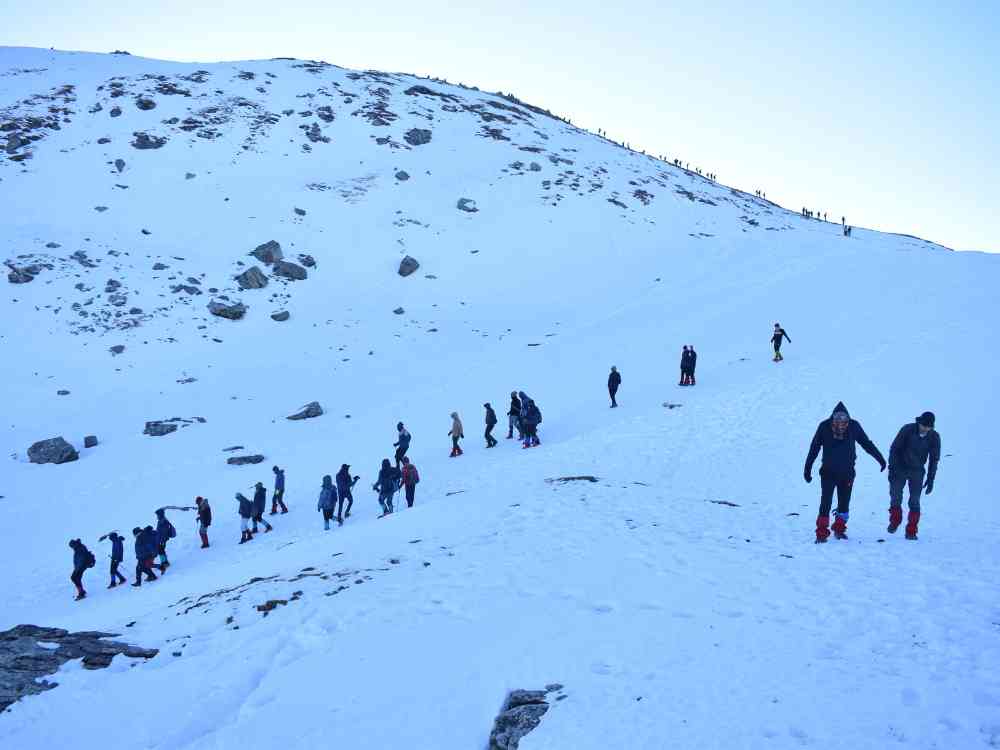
{"left": 273, "top": 260, "right": 307, "bottom": 281}
{"left": 135, "top": 97, "right": 156, "bottom": 111}
{"left": 287, "top": 401, "right": 323, "bottom": 421}
{"left": 114, "top": 158, "right": 125, "bottom": 173}
{"left": 489, "top": 688, "right": 556, "bottom": 750}
{"left": 398, "top": 256, "right": 420, "bottom": 277}
{"left": 131, "top": 132, "right": 167, "bottom": 150}
{"left": 395, "top": 170, "right": 410, "bottom": 181}
{"left": 271, "top": 311, "right": 290, "bottom": 322}
{"left": 251, "top": 240, "right": 283, "bottom": 265}
{"left": 84, "top": 435, "right": 98, "bottom": 448}
{"left": 235, "top": 265, "right": 268, "bottom": 290}
{"left": 227, "top": 454, "right": 266, "bottom": 466}
{"left": 297, "top": 254, "right": 316, "bottom": 268}
{"left": 457, "top": 198, "right": 479, "bottom": 213}
{"left": 208, "top": 301, "right": 247, "bottom": 320}
{"left": 109, "top": 344, "right": 125, "bottom": 355}
{"left": 404, "top": 128, "right": 432, "bottom": 146}
{"left": 143, "top": 421, "right": 178, "bottom": 437}
{"left": 27, "top": 437, "right": 79, "bottom": 465}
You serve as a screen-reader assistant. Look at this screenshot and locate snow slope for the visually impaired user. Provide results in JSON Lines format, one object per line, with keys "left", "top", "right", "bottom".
{"left": 2, "top": 47, "right": 1000, "bottom": 748}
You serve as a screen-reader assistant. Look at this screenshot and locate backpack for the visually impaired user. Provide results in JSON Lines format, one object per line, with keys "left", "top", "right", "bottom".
{"left": 531, "top": 402, "right": 542, "bottom": 424}
{"left": 166, "top": 521, "right": 177, "bottom": 539}
{"left": 84, "top": 549, "right": 96, "bottom": 569}
{"left": 405, "top": 464, "right": 420, "bottom": 485}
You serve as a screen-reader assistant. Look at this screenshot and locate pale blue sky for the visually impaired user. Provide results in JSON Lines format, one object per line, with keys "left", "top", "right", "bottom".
{"left": 7, "top": 0, "right": 998, "bottom": 251}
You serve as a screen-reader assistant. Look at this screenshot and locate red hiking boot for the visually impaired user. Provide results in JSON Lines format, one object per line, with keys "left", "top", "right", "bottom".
{"left": 832, "top": 513, "right": 848, "bottom": 540}
{"left": 905, "top": 511, "right": 920, "bottom": 540}
{"left": 887, "top": 506, "right": 902, "bottom": 533}
{"left": 815, "top": 515, "right": 830, "bottom": 543}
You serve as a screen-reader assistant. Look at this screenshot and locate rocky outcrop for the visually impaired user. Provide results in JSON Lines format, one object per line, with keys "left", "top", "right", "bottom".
{"left": 457, "top": 198, "right": 479, "bottom": 213}
{"left": 251, "top": 240, "right": 283, "bottom": 265}
{"left": 84, "top": 435, "right": 98, "bottom": 448}
{"left": 271, "top": 311, "right": 290, "bottom": 322}
{"left": 489, "top": 685, "right": 564, "bottom": 750}
{"left": 27, "top": 437, "right": 78, "bottom": 465}
{"left": 227, "top": 454, "right": 265, "bottom": 465}
{"left": 0, "top": 624, "right": 157, "bottom": 713}
{"left": 395, "top": 170, "right": 410, "bottom": 181}
{"left": 287, "top": 401, "right": 323, "bottom": 420}
{"left": 398, "top": 255, "right": 420, "bottom": 277}
{"left": 131, "top": 132, "right": 167, "bottom": 149}
{"left": 143, "top": 421, "right": 177, "bottom": 437}
{"left": 404, "top": 128, "right": 432, "bottom": 146}
{"left": 273, "top": 260, "right": 308, "bottom": 281}
{"left": 208, "top": 300, "right": 247, "bottom": 320}
{"left": 235, "top": 265, "right": 268, "bottom": 290}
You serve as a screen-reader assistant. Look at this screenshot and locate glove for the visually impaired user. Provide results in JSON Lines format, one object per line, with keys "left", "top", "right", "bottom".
{"left": 879, "top": 458, "right": 887, "bottom": 472}
{"left": 924, "top": 477, "right": 934, "bottom": 495}
{"left": 804, "top": 469, "right": 812, "bottom": 484}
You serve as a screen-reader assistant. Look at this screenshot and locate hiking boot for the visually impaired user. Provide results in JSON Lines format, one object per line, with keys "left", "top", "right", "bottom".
{"left": 815, "top": 514, "right": 831, "bottom": 543}
{"left": 75, "top": 591, "right": 87, "bottom": 601}
{"left": 832, "top": 513, "right": 848, "bottom": 540}
{"left": 887, "top": 506, "right": 902, "bottom": 533}
{"left": 905, "top": 511, "right": 920, "bottom": 540}
{"left": 108, "top": 582, "right": 117, "bottom": 589}
{"left": 131, "top": 581, "right": 141, "bottom": 587}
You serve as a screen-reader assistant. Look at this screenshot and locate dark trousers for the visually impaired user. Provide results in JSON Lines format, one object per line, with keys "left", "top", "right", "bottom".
{"left": 609, "top": 385, "right": 618, "bottom": 406}
{"left": 338, "top": 491, "right": 353, "bottom": 520}
{"left": 71, "top": 566, "right": 86, "bottom": 591}
{"left": 889, "top": 468, "right": 924, "bottom": 512}
{"left": 136, "top": 558, "right": 156, "bottom": 582}
{"left": 508, "top": 414, "right": 521, "bottom": 439}
{"left": 379, "top": 491, "right": 394, "bottom": 514}
{"left": 452, "top": 435, "right": 461, "bottom": 452}
{"left": 110, "top": 559, "right": 126, "bottom": 584}
{"left": 271, "top": 488, "right": 288, "bottom": 513}
{"left": 321, "top": 508, "right": 335, "bottom": 522}
{"left": 394, "top": 447, "right": 407, "bottom": 467}
{"left": 252, "top": 511, "right": 272, "bottom": 532}
{"left": 819, "top": 470, "right": 854, "bottom": 516}
{"left": 405, "top": 485, "right": 416, "bottom": 507}
{"left": 485, "top": 424, "right": 497, "bottom": 446}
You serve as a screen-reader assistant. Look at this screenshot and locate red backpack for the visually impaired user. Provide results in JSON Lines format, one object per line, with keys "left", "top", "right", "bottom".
{"left": 404, "top": 464, "right": 420, "bottom": 485}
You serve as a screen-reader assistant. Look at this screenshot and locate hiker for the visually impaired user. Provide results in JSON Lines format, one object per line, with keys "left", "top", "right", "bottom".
{"left": 373, "top": 459, "right": 401, "bottom": 515}
{"left": 154, "top": 508, "right": 176, "bottom": 572}
{"left": 887, "top": 411, "right": 941, "bottom": 540}
{"left": 336, "top": 464, "right": 359, "bottom": 524}
{"left": 608, "top": 366, "right": 621, "bottom": 407}
{"left": 448, "top": 412, "right": 464, "bottom": 457}
{"left": 271, "top": 465, "right": 288, "bottom": 514}
{"left": 196, "top": 496, "right": 212, "bottom": 548}
{"left": 402, "top": 456, "right": 420, "bottom": 507}
{"left": 106, "top": 532, "right": 127, "bottom": 588}
{"left": 484, "top": 403, "right": 499, "bottom": 447}
{"left": 317, "top": 475, "right": 338, "bottom": 530}
{"left": 804, "top": 401, "right": 886, "bottom": 542}
{"left": 679, "top": 346, "right": 690, "bottom": 385}
{"left": 252, "top": 481, "right": 273, "bottom": 534}
{"left": 394, "top": 422, "right": 411, "bottom": 467}
{"left": 237, "top": 493, "right": 254, "bottom": 544}
{"left": 132, "top": 526, "right": 158, "bottom": 585}
{"left": 507, "top": 391, "right": 522, "bottom": 440}
{"left": 772, "top": 324, "right": 791, "bottom": 361}
{"left": 519, "top": 392, "right": 542, "bottom": 448}
{"left": 69, "top": 538, "right": 94, "bottom": 600}
{"left": 687, "top": 346, "right": 697, "bottom": 385}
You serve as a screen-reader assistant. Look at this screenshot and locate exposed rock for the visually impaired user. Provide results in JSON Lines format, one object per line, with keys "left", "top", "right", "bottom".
{"left": 287, "top": 401, "right": 323, "bottom": 420}
{"left": 84, "top": 435, "right": 98, "bottom": 448}
{"left": 57, "top": 389, "right": 70, "bottom": 396}
{"left": 171, "top": 284, "right": 201, "bottom": 295}
{"left": 143, "top": 421, "right": 177, "bottom": 437}
{"left": 251, "top": 240, "right": 283, "bottom": 265}
{"left": 395, "top": 170, "right": 410, "bottom": 181}
{"left": 27, "top": 437, "right": 79, "bottom": 465}
{"left": 457, "top": 198, "right": 479, "bottom": 213}
{"left": 235, "top": 265, "right": 268, "bottom": 290}
{"left": 114, "top": 158, "right": 125, "bottom": 173}
{"left": 135, "top": 97, "right": 156, "bottom": 111}
{"left": 185, "top": 172, "right": 196, "bottom": 179}
{"left": 227, "top": 454, "right": 265, "bottom": 466}
{"left": 110, "top": 106, "right": 122, "bottom": 117}
{"left": 273, "top": 260, "right": 307, "bottom": 281}
{"left": 208, "top": 301, "right": 247, "bottom": 320}
{"left": 0, "top": 624, "right": 157, "bottom": 712}
{"left": 271, "top": 311, "right": 290, "bottom": 322}
{"left": 97, "top": 137, "right": 111, "bottom": 144}
{"left": 297, "top": 254, "right": 315, "bottom": 268}
{"left": 7, "top": 266, "right": 34, "bottom": 284}
{"left": 45, "top": 242, "right": 61, "bottom": 249}
{"left": 393, "top": 307, "right": 405, "bottom": 315}
{"left": 529, "top": 162, "right": 542, "bottom": 172}
{"left": 109, "top": 344, "right": 125, "bottom": 355}
{"left": 293, "top": 207, "right": 306, "bottom": 216}
{"left": 131, "top": 132, "right": 167, "bottom": 149}
{"left": 152, "top": 262, "right": 168, "bottom": 271}
{"left": 489, "top": 689, "right": 553, "bottom": 750}
{"left": 398, "top": 255, "right": 420, "bottom": 277}
{"left": 404, "top": 128, "right": 432, "bottom": 146}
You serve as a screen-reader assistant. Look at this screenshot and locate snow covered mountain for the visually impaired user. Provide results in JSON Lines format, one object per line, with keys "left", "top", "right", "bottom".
{"left": 2, "top": 46, "right": 1000, "bottom": 749}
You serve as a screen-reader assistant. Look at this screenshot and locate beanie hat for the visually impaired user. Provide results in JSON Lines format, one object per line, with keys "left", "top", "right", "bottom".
{"left": 916, "top": 411, "right": 936, "bottom": 428}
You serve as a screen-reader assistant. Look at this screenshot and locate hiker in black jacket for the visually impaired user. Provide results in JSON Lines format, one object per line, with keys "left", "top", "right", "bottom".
{"left": 887, "top": 411, "right": 941, "bottom": 539}
{"left": 69, "top": 539, "right": 93, "bottom": 600}
{"left": 252, "top": 482, "right": 273, "bottom": 534}
{"left": 196, "top": 497, "right": 212, "bottom": 548}
{"left": 336, "top": 464, "right": 359, "bottom": 524}
{"left": 106, "top": 532, "right": 126, "bottom": 588}
{"left": 686, "top": 346, "right": 697, "bottom": 385}
{"left": 507, "top": 392, "right": 522, "bottom": 440}
{"left": 804, "top": 401, "right": 886, "bottom": 542}
{"left": 394, "top": 422, "right": 411, "bottom": 468}
{"left": 484, "top": 403, "right": 499, "bottom": 447}
{"left": 608, "top": 366, "right": 621, "bottom": 407}
{"left": 132, "top": 526, "right": 159, "bottom": 584}
{"left": 772, "top": 324, "right": 791, "bottom": 361}
{"left": 679, "top": 346, "right": 690, "bottom": 385}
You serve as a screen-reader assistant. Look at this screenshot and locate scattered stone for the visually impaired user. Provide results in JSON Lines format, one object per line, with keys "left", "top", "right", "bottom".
{"left": 222, "top": 445, "right": 244, "bottom": 452}
{"left": 207, "top": 301, "right": 247, "bottom": 320}
{"left": 404, "top": 128, "right": 432, "bottom": 146}
{"left": 135, "top": 97, "right": 156, "bottom": 111}
{"left": 131, "top": 132, "right": 167, "bottom": 149}
{"left": 185, "top": 172, "right": 196, "bottom": 179}
{"left": 393, "top": 307, "right": 405, "bottom": 315}
{"left": 171, "top": 284, "right": 201, "bottom": 295}
{"left": 57, "top": 389, "right": 70, "bottom": 396}
{"left": 287, "top": 401, "right": 323, "bottom": 421}
{"left": 235, "top": 265, "right": 268, "bottom": 290}
{"left": 84, "top": 435, "right": 98, "bottom": 448}
{"left": 395, "top": 170, "right": 410, "bottom": 181}
{"left": 45, "top": 242, "right": 61, "bottom": 249}
{"left": 293, "top": 207, "right": 306, "bottom": 216}
{"left": 143, "top": 421, "right": 177, "bottom": 437}
{"left": 457, "top": 198, "right": 479, "bottom": 213}
{"left": 398, "top": 255, "right": 420, "bottom": 277}
{"left": 273, "top": 260, "right": 307, "bottom": 281}
{"left": 110, "top": 106, "right": 122, "bottom": 117}
{"left": 141, "top": 229, "right": 150, "bottom": 235}
{"left": 0, "top": 625, "right": 157, "bottom": 713}
{"left": 94, "top": 206, "right": 108, "bottom": 212}
{"left": 251, "top": 240, "right": 283, "bottom": 265}
{"left": 97, "top": 137, "right": 111, "bottom": 144}
{"left": 114, "top": 158, "right": 125, "bottom": 172}
{"left": 152, "top": 262, "right": 168, "bottom": 271}
{"left": 227, "top": 454, "right": 265, "bottom": 466}
{"left": 489, "top": 689, "right": 554, "bottom": 750}
{"left": 546, "top": 476, "right": 599, "bottom": 484}
{"left": 109, "top": 344, "right": 125, "bottom": 355}
{"left": 7, "top": 266, "right": 34, "bottom": 284}
{"left": 27, "top": 437, "right": 79, "bottom": 465}
{"left": 662, "top": 402, "right": 682, "bottom": 409}
{"left": 297, "top": 254, "right": 315, "bottom": 268}
{"left": 271, "top": 311, "right": 290, "bottom": 322}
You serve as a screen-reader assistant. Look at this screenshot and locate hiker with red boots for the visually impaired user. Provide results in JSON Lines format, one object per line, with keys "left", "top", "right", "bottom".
{"left": 887, "top": 411, "right": 941, "bottom": 540}
{"left": 804, "top": 401, "right": 886, "bottom": 542}
{"left": 196, "top": 497, "right": 212, "bottom": 548}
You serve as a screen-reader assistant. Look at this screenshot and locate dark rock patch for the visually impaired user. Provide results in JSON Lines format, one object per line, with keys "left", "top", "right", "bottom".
{"left": 271, "top": 311, "right": 290, "bottom": 322}
{"left": 208, "top": 300, "right": 247, "bottom": 320}
{"left": 398, "top": 255, "right": 420, "bottom": 276}
{"left": 404, "top": 128, "right": 431, "bottom": 146}
{"left": 84, "top": 435, "right": 98, "bottom": 448}
{"left": 27, "top": 437, "right": 78, "bottom": 465}
{"left": 251, "top": 240, "right": 283, "bottom": 265}
{"left": 395, "top": 170, "right": 410, "bottom": 181}
{"left": 235, "top": 266, "right": 268, "bottom": 290}
{"left": 457, "top": 198, "right": 479, "bottom": 213}
{"left": 131, "top": 132, "right": 166, "bottom": 149}
{"left": 273, "top": 260, "right": 307, "bottom": 281}
{"left": 287, "top": 401, "right": 323, "bottom": 420}
{"left": 227, "top": 454, "right": 265, "bottom": 466}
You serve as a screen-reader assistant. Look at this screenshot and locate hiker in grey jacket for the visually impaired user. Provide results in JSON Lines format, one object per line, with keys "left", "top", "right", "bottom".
{"left": 317, "top": 475, "right": 338, "bottom": 530}
{"left": 887, "top": 411, "right": 941, "bottom": 539}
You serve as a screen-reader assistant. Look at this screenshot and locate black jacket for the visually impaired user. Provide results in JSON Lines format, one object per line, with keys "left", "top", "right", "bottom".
{"left": 772, "top": 328, "right": 791, "bottom": 345}
{"left": 109, "top": 534, "right": 124, "bottom": 562}
{"left": 336, "top": 467, "right": 358, "bottom": 496}
{"left": 805, "top": 402, "right": 885, "bottom": 476}
{"left": 394, "top": 429, "right": 411, "bottom": 451}
{"left": 71, "top": 540, "right": 90, "bottom": 570}
{"left": 485, "top": 406, "right": 498, "bottom": 426}
{"left": 197, "top": 502, "right": 212, "bottom": 527}
{"left": 889, "top": 422, "right": 941, "bottom": 480}
{"left": 253, "top": 485, "right": 266, "bottom": 514}
{"left": 608, "top": 370, "right": 621, "bottom": 390}
{"left": 508, "top": 395, "right": 521, "bottom": 417}
{"left": 374, "top": 465, "right": 401, "bottom": 494}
